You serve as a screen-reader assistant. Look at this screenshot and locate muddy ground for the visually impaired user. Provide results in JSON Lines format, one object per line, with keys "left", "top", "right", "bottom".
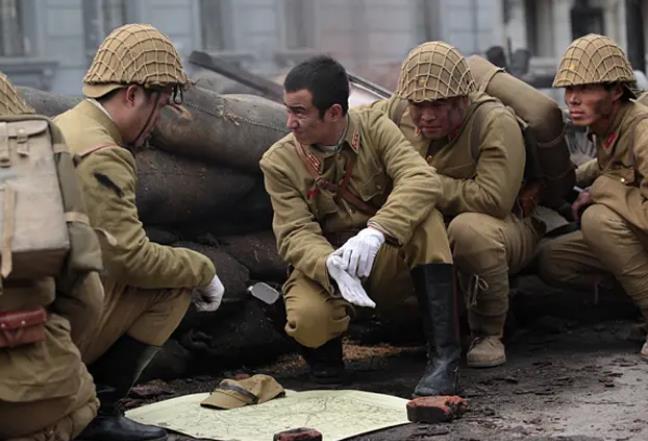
{"left": 124, "top": 313, "right": 647, "bottom": 441}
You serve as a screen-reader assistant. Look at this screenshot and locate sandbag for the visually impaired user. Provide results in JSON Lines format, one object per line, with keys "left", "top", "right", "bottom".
{"left": 173, "top": 241, "right": 250, "bottom": 305}
{"left": 218, "top": 231, "right": 286, "bottom": 281}
{"left": 135, "top": 148, "right": 257, "bottom": 225}
{"left": 18, "top": 87, "right": 80, "bottom": 118}
{"left": 467, "top": 55, "right": 575, "bottom": 206}
{"left": 152, "top": 87, "right": 288, "bottom": 172}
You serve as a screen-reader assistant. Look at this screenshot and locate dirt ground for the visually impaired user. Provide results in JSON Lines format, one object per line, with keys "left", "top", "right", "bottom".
{"left": 124, "top": 317, "right": 648, "bottom": 441}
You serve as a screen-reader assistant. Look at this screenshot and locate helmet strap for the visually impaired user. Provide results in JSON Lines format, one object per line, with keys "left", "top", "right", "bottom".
{"left": 131, "top": 89, "right": 161, "bottom": 148}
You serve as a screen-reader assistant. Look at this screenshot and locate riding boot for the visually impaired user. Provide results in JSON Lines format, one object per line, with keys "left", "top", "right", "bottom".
{"left": 299, "top": 336, "right": 347, "bottom": 384}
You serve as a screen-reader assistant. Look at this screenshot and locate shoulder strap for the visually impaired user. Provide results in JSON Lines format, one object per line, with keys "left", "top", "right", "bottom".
{"left": 468, "top": 100, "right": 499, "bottom": 160}
{"left": 294, "top": 143, "right": 377, "bottom": 216}
{"left": 389, "top": 98, "right": 409, "bottom": 127}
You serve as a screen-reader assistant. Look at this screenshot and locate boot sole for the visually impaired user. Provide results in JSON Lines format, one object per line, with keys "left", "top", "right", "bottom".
{"left": 466, "top": 356, "right": 506, "bottom": 368}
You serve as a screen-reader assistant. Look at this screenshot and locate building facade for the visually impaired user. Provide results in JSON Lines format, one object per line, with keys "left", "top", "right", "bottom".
{"left": 0, "top": 0, "right": 644, "bottom": 95}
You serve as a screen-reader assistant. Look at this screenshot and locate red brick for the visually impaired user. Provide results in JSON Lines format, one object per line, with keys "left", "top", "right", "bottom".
{"left": 273, "top": 427, "right": 323, "bottom": 441}
{"left": 406, "top": 395, "right": 468, "bottom": 423}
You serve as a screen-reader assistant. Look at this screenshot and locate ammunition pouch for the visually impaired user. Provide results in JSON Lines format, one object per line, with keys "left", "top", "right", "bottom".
{"left": 0, "top": 306, "right": 47, "bottom": 348}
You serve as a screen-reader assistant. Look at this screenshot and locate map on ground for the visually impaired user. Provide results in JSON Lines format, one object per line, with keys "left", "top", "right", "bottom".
{"left": 126, "top": 389, "right": 410, "bottom": 441}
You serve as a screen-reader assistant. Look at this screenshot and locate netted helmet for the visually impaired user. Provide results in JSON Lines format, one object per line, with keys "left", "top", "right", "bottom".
{"left": 553, "top": 34, "right": 634, "bottom": 88}
{"left": 0, "top": 72, "right": 34, "bottom": 116}
{"left": 83, "top": 23, "right": 188, "bottom": 99}
{"left": 396, "top": 41, "right": 476, "bottom": 102}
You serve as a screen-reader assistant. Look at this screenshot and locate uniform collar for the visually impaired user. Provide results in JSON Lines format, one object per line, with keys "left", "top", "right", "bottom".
{"left": 81, "top": 99, "right": 124, "bottom": 146}
{"left": 299, "top": 113, "right": 361, "bottom": 173}
{"left": 594, "top": 101, "right": 631, "bottom": 151}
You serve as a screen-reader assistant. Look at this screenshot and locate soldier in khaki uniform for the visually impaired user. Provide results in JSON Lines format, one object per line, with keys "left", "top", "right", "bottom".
{"left": 260, "top": 56, "right": 460, "bottom": 396}
{"left": 55, "top": 24, "right": 224, "bottom": 441}
{"left": 0, "top": 73, "right": 100, "bottom": 440}
{"left": 537, "top": 34, "right": 648, "bottom": 360}
{"left": 371, "top": 42, "right": 544, "bottom": 368}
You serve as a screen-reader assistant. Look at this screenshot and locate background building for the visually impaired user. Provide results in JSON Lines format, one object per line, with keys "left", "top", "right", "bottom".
{"left": 0, "top": 0, "right": 645, "bottom": 95}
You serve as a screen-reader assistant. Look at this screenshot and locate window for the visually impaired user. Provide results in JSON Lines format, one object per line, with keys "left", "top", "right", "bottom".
{"left": 570, "top": 0, "right": 604, "bottom": 39}
{"left": 283, "top": 0, "right": 314, "bottom": 49}
{"left": 0, "top": 0, "right": 26, "bottom": 56}
{"left": 525, "top": 0, "right": 554, "bottom": 57}
{"left": 415, "top": 0, "right": 441, "bottom": 44}
{"left": 102, "top": 0, "right": 127, "bottom": 35}
{"left": 200, "top": 0, "right": 229, "bottom": 52}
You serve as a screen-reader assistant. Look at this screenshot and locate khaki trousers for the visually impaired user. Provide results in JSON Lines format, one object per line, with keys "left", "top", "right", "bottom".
{"left": 537, "top": 204, "right": 648, "bottom": 312}
{"left": 448, "top": 212, "right": 543, "bottom": 336}
{"left": 80, "top": 281, "right": 192, "bottom": 364}
{"left": 0, "top": 362, "right": 98, "bottom": 441}
{"left": 283, "top": 209, "right": 452, "bottom": 348}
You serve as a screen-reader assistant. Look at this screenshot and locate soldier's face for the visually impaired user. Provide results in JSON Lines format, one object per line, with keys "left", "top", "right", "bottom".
{"left": 409, "top": 96, "right": 468, "bottom": 140}
{"left": 127, "top": 86, "right": 173, "bottom": 147}
{"left": 284, "top": 89, "right": 336, "bottom": 145}
{"left": 564, "top": 84, "right": 620, "bottom": 129}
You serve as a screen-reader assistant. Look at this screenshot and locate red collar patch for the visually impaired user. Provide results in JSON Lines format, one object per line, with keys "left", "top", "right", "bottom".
{"left": 602, "top": 131, "right": 618, "bottom": 150}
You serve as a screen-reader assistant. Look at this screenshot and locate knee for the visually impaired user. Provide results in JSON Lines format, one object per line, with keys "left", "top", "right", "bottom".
{"left": 448, "top": 213, "right": 502, "bottom": 265}
{"left": 285, "top": 296, "right": 349, "bottom": 348}
{"left": 580, "top": 204, "right": 624, "bottom": 247}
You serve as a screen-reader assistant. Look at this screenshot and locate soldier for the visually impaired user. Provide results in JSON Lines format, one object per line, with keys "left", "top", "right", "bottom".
{"left": 537, "top": 34, "right": 648, "bottom": 359}
{"left": 260, "top": 55, "right": 459, "bottom": 396}
{"left": 0, "top": 72, "right": 101, "bottom": 440}
{"left": 55, "top": 24, "right": 224, "bottom": 440}
{"left": 371, "top": 42, "right": 544, "bottom": 368}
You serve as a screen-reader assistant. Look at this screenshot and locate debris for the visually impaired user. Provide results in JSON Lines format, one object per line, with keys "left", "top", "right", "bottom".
{"left": 272, "top": 427, "right": 323, "bottom": 441}
{"left": 406, "top": 395, "right": 468, "bottom": 423}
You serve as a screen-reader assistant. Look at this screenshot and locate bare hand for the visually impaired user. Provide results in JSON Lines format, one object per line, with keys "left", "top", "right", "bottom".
{"left": 571, "top": 189, "right": 593, "bottom": 222}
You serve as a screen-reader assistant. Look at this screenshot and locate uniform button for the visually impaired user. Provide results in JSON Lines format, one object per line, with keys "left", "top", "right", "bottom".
{"left": 620, "top": 177, "right": 626, "bottom": 183}
{"left": 376, "top": 184, "right": 383, "bottom": 190}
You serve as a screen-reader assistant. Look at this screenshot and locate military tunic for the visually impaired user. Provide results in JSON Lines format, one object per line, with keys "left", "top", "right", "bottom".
{"left": 55, "top": 100, "right": 216, "bottom": 363}
{"left": 538, "top": 101, "right": 648, "bottom": 315}
{"left": 260, "top": 106, "right": 451, "bottom": 348}
{"left": 371, "top": 93, "right": 544, "bottom": 336}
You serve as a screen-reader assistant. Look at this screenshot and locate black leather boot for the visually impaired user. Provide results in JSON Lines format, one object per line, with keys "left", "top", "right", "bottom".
{"left": 299, "top": 337, "right": 347, "bottom": 384}
{"left": 77, "top": 335, "right": 167, "bottom": 441}
{"left": 411, "top": 263, "right": 461, "bottom": 396}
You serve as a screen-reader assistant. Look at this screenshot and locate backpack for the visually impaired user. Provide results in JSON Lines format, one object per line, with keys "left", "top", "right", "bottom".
{"left": 0, "top": 115, "right": 102, "bottom": 281}
{"left": 465, "top": 55, "right": 575, "bottom": 208}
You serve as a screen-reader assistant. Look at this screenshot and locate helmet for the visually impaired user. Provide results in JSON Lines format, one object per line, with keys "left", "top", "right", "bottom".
{"left": 83, "top": 23, "right": 188, "bottom": 99}
{"left": 396, "top": 41, "right": 476, "bottom": 102}
{"left": 553, "top": 34, "right": 635, "bottom": 88}
{"left": 0, "top": 72, "right": 34, "bottom": 115}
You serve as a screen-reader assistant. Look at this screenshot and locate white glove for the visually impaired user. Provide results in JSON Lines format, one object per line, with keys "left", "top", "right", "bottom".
{"left": 192, "top": 275, "right": 225, "bottom": 312}
{"left": 326, "top": 254, "right": 376, "bottom": 308}
{"left": 335, "top": 227, "right": 385, "bottom": 278}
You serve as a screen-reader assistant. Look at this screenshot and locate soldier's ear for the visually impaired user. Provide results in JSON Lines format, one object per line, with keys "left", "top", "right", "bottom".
{"left": 327, "top": 103, "right": 344, "bottom": 121}
{"left": 123, "top": 85, "right": 140, "bottom": 107}
{"left": 611, "top": 84, "right": 624, "bottom": 102}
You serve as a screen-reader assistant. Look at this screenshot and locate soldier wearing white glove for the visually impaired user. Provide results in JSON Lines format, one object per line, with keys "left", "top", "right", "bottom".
{"left": 192, "top": 275, "right": 225, "bottom": 312}
{"left": 335, "top": 227, "right": 385, "bottom": 278}
{"left": 326, "top": 254, "right": 376, "bottom": 308}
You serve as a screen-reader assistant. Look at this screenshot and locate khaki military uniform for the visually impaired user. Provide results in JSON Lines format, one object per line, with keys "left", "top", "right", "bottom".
{"left": 55, "top": 100, "right": 216, "bottom": 363}
{"left": 538, "top": 101, "right": 648, "bottom": 316}
{"left": 372, "top": 93, "right": 544, "bottom": 336}
{"left": 0, "top": 118, "right": 100, "bottom": 440}
{"left": 260, "top": 106, "right": 451, "bottom": 348}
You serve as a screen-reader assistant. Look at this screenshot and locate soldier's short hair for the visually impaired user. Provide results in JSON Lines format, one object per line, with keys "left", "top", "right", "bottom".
{"left": 284, "top": 55, "right": 350, "bottom": 118}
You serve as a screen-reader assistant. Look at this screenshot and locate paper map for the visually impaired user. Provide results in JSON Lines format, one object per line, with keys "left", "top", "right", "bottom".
{"left": 126, "top": 389, "right": 410, "bottom": 441}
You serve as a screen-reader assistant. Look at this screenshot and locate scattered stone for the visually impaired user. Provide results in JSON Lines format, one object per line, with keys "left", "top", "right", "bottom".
{"left": 406, "top": 395, "right": 468, "bottom": 423}
{"left": 273, "top": 428, "right": 323, "bottom": 441}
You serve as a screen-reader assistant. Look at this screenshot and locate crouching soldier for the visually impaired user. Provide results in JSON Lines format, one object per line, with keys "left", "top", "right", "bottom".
{"left": 0, "top": 72, "right": 102, "bottom": 440}
{"left": 260, "top": 55, "right": 460, "bottom": 396}
{"left": 537, "top": 34, "right": 648, "bottom": 359}
{"left": 55, "top": 24, "right": 225, "bottom": 440}
{"left": 371, "top": 42, "right": 545, "bottom": 368}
